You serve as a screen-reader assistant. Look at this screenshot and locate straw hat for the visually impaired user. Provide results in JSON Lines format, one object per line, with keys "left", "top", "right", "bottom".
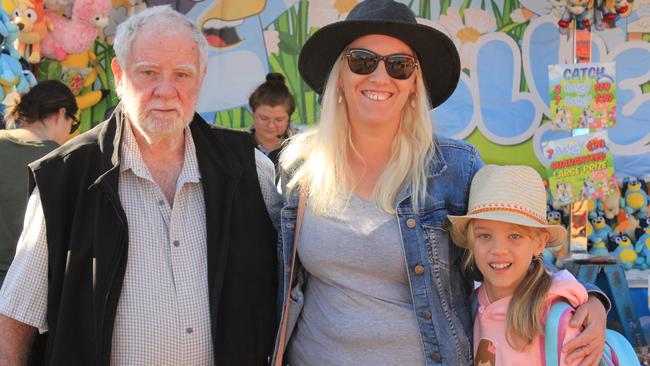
{"left": 298, "top": 0, "right": 460, "bottom": 109}
{"left": 448, "top": 165, "right": 567, "bottom": 247}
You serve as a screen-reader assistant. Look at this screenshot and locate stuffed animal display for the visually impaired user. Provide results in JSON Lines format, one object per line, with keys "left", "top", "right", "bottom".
{"left": 40, "top": 0, "right": 111, "bottom": 60}
{"left": 558, "top": 0, "right": 633, "bottom": 34}
{"left": 545, "top": 176, "right": 650, "bottom": 270}
{"left": 0, "top": 7, "right": 37, "bottom": 100}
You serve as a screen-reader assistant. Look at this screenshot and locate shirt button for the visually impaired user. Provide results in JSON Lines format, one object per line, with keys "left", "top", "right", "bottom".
{"left": 173, "top": 240, "right": 180, "bottom": 247}
{"left": 414, "top": 265, "right": 425, "bottom": 275}
{"left": 186, "top": 327, "right": 193, "bottom": 334}
{"left": 406, "top": 218, "right": 416, "bottom": 228}
{"left": 422, "top": 310, "right": 432, "bottom": 319}
{"left": 431, "top": 353, "right": 442, "bottom": 362}
{"left": 158, "top": 200, "right": 165, "bottom": 206}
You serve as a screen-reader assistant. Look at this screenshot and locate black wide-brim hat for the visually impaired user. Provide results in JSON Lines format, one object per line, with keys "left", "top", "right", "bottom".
{"left": 298, "top": 0, "right": 461, "bottom": 109}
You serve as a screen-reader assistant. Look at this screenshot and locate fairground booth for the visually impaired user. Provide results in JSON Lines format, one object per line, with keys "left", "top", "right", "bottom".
{"left": 1, "top": 0, "right": 650, "bottom": 360}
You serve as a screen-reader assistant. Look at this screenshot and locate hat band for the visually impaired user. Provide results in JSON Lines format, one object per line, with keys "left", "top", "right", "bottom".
{"left": 467, "top": 204, "right": 547, "bottom": 225}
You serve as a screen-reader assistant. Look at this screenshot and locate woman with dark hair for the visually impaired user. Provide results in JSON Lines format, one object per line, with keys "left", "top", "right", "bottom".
{"left": 0, "top": 80, "right": 78, "bottom": 287}
{"left": 249, "top": 72, "right": 297, "bottom": 167}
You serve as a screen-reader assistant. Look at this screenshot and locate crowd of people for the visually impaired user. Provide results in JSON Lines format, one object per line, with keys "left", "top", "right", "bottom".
{"left": 0, "top": 0, "right": 621, "bottom": 365}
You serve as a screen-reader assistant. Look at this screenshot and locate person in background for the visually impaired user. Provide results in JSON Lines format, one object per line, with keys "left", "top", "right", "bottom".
{"left": 272, "top": 1, "right": 609, "bottom": 365}
{"left": 0, "top": 80, "right": 79, "bottom": 287}
{"left": 249, "top": 72, "right": 297, "bottom": 168}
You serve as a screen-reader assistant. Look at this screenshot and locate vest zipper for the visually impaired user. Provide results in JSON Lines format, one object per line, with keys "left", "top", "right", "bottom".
{"left": 98, "top": 182, "right": 128, "bottom": 366}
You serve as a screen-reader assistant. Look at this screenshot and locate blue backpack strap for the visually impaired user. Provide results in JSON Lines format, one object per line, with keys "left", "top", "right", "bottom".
{"left": 544, "top": 302, "right": 642, "bottom": 366}
{"left": 602, "top": 329, "right": 641, "bottom": 366}
{"left": 544, "top": 301, "right": 574, "bottom": 366}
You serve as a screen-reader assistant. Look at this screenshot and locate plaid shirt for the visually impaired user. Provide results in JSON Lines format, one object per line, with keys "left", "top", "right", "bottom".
{"left": 0, "top": 121, "right": 281, "bottom": 365}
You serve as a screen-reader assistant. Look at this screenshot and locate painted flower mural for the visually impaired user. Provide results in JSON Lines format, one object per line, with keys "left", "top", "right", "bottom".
{"left": 438, "top": 6, "right": 497, "bottom": 70}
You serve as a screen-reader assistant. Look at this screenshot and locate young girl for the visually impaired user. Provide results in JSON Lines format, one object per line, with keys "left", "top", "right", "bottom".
{"left": 449, "top": 164, "right": 588, "bottom": 366}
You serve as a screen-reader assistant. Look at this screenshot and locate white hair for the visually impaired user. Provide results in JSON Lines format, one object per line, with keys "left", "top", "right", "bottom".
{"left": 280, "top": 53, "right": 436, "bottom": 214}
{"left": 113, "top": 5, "right": 208, "bottom": 73}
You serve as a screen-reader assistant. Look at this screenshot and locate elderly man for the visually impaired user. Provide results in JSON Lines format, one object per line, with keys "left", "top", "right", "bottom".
{"left": 0, "top": 6, "right": 281, "bottom": 365}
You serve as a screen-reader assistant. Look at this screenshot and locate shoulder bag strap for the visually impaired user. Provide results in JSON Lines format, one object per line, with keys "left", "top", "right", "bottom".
{"left": 274, "top": 189, "right": 307, "bottom": 366}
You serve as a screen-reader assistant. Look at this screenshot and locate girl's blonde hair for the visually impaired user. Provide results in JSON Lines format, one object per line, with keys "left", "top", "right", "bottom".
{"left": 280, "top": 53, "right": 435, "bottom": 214}
{"left": 452, "top": 220, "right": 552, "bottom": 350}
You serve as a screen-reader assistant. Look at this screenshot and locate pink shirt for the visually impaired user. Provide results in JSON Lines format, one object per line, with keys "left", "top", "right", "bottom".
{"left": 473, "top": 270, "right": 588, "bottom": 366}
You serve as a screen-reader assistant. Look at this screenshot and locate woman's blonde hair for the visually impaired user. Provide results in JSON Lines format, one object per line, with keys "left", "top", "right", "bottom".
{"left": 453, "top": 220, "right": 552, "bottom": 350}
{"left": 280, "top": 52, "right": 435, "bottom": 214}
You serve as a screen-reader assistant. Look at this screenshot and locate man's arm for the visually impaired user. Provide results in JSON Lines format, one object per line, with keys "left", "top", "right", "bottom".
{"left": 0, "top": 188, "right": 50, "bottom": 365}
{"left": 0, "top": 314, "right": 37, "bottom": 365}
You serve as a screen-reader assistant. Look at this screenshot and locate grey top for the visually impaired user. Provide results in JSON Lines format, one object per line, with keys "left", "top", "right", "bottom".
{"left": 0, "top": 131, "right": 58, "bottom": 287}
{"left": 287, "top": 194, "right": 425, "bottom": 366}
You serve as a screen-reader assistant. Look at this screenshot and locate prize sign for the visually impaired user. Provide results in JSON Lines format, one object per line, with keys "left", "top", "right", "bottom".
{"left": 543, "top": 131, "right": 615, "bottom": 206}
{"left": 548, "top": 62, "right": 617, "bottom": 130}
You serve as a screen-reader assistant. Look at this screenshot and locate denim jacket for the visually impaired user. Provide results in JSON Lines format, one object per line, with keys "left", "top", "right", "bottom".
{"left": 272, "top": 136, "right": 482, "bottom": 365}
{"left": 271, "top": 136, "right": 609, "bottom": 366}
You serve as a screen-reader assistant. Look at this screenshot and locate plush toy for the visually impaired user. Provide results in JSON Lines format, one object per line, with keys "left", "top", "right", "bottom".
{"left": 594, "top": 0, "right": 632, "bottom": 30}
{"left": 40, "top": 0, "right": 110, "bottom": 60}
{"left": 597, "top": 184, "right": 621, "bottom": 222}
{"left": 609, "top": 232, "right": 643, "bottom": 269}
{"left": 0, "top": 7, "right": 36, "bottom": 100}
{"left": 558, "top": 0, "right": 593, "bottom": 35}
{"left": 621, "top": 177, "right": 649, "bottom": 218}
{"left": 613, "top": 210, "right": 639, "bottom": 241}
{"left": 635, "top": 220, "right": 650, "bottom": 268}
{"left": 589, "top": 215, "right": 614, "bottom": 244}
{"left": 11, "top": 0, "right": 53, "bottom": 63}
{"left": 59, "top": 49, "right": 107, "bottom": 111}
{"left": 589, "top": 238, "right": 611, "bottom": 256}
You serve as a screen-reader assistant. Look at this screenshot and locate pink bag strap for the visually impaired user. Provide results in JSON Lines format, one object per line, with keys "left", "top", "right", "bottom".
{"left": 274, "top": 189, "right": 307, "bottom": 366}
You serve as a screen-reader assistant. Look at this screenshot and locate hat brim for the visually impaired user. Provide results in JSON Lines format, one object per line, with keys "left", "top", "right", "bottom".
{"left": 448, "top": 211, "right": 567, "bottom": 248}
{"left": 298, "top": 20, "right": 460, "bottom": 109}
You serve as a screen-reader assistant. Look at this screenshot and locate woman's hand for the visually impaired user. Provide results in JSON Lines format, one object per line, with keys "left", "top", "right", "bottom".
{"left": 562, "top": 295, "right": 607, "bottom": 366}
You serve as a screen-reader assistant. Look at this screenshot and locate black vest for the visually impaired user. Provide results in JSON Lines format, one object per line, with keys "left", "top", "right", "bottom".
{"left": 28, "top": 109, "right": 278, "bottom": 365}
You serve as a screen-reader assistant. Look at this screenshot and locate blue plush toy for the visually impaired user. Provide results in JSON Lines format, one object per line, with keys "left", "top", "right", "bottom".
{"left": 0, "top": 8, "right": 36, "bottom": 101}
{"left": 589, "top": 215, "right": 614, "bottom": 244}
{"left": 621, "top": 177, "right": 649, "bottom": 218}
{"left": 610, "top": 232, "right": 644, "bottom": 269}
{"left": 635, "top": 218, "right": 650, "bottom": 268}
{"left": 589, "top": 238, "right": 611, "bottom": 257}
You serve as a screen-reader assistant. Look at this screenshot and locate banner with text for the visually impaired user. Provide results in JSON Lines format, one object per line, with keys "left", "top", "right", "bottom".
{"left": 544, "top": 131, "right": 615, "bottom": 206}
{"left": 549, "top": 62, "right": 617, "bottom": 131}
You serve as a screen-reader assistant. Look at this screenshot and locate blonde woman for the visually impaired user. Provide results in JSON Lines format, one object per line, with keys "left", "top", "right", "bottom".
{"left": 273, "top": 1, "right": 609, "bottom": 365}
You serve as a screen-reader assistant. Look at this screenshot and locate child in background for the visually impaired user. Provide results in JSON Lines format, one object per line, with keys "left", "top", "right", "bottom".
{"left": 449, "top": 165, "right": 588, "bottom": 365}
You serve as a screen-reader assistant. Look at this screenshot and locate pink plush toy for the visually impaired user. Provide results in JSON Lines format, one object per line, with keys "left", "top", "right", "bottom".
{"left": 40, "top": 0, "right": 111, "bottom": 60}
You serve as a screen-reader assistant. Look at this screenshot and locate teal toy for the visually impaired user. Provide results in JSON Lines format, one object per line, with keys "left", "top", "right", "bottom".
{"left": 634, "top": 218, "right": 650, "bottom": 268}
{"left": 610, "top": 232, "right": 643, "bottom": 269}
{"left": 589, "top": 216, "right": 613, "bottom": 244}
{"left": 0, "top": 8, "right": 36, "bottom": 100}
{"left": 621, "top": 177, "right": 648, "bottom": 218}
{"left": 589, "top": 238, "right": 610, "bottom": 256}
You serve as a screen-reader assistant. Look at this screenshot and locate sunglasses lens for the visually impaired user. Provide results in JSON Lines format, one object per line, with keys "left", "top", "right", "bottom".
{"left": 347, "top": 50, "right": 379, "bottom": 75}
{"left": 386, "top": 55, "right": 417, "bottom": 80}
{"left": 68, "top": 114, "right": 80, "bottom": 134}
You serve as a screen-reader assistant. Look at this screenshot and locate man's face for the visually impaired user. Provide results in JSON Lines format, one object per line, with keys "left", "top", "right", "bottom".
{"left": 112, "top": 25, "right": 204, "bottom": 139}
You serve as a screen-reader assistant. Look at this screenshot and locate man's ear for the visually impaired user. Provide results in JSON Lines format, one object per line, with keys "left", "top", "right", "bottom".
{"left": 111, "top": 58, "right": 123, "bottom": 88}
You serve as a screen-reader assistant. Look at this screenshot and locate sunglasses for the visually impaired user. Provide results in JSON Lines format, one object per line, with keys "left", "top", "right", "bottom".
{"left": 344, "top": 48, "right": 418, "bottom": 80}
{"left": 67, "top": 113, "right": 80, "bottom": 134}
